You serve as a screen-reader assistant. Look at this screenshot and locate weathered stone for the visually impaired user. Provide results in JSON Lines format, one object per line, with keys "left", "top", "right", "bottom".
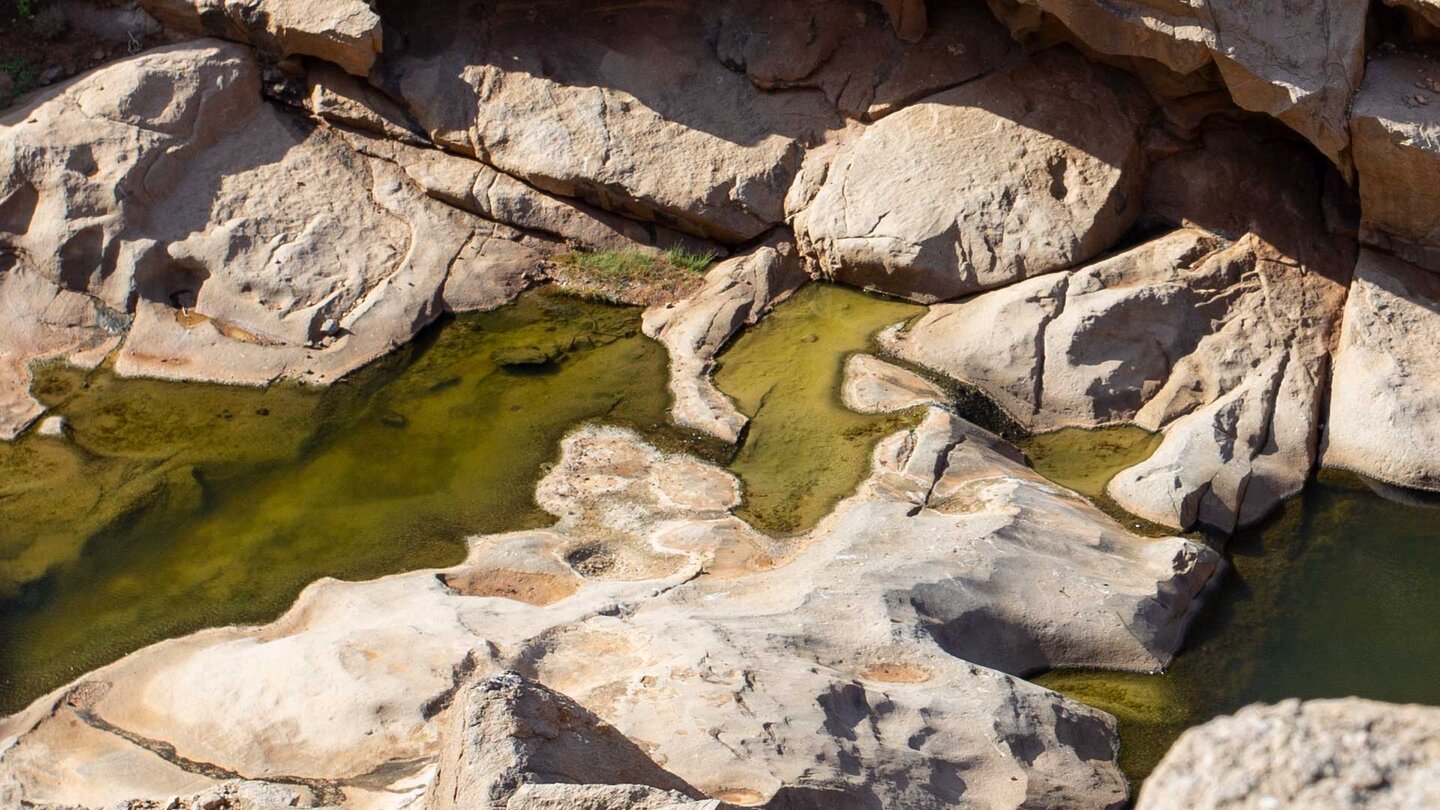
{"left": 789, "top": 47, "right": 1151, "bottom": 302}
{"left": 641, "top": 236, "right": 808, "bottom": 443}
{"left": 874, "top": 0, "right": 927, "bottom": 42}
{"left": 0, "top": 412, "right": 1217, "bottom": 807}
{"left": 375, "top": 0, "right": 838, "bottom": 243}
{"left": 424, "top": 672, "right": 709, "bottom": 810}
{"left": 717, "top": 0, "right": 1015, "bottom": 120}
{"left": 139, "top": 0, "right": 383, "bottom": 75}
{"left": 1324, "top": 250, "right": 1440, "bottom": 493}
{"left": 841, "top": 354, "right": 945, "bottom": 414}
{"left": 1139, "top": 699, "right": 1440, "bottom": 809}
{"left": 1386, "top": 0, "right": 1440, "bottom": 30}
{"left": 1351, "top": 49, "right": 1440, "bottom": 272}
{"left": 985, "top": 0, "right": 1367, "bottom": 168}
{"left": 0, "top": 41, "right": 541, "bottom": 418}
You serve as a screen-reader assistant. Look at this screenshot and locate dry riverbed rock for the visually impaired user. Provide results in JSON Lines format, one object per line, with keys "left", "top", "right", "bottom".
{"left": 1324, "top": 250, "right": 1440, "bottom": 493}
{"left": 789, "top": 46, "right": 1151, "bottom": 302}
{"left": 0, "top": 405, "right": 1218, "bottom": 808}
{"left": 985, "top": 0, "right": 1367, "bottom": 168}
{"left": 641, "top": 236, "right": 808, "bottom": 442}
{"left": 1138, "top": 698, "right": 1440, "bottom": 809}
{"left": 0, "top": 40, "right": 546, "bottom": 436}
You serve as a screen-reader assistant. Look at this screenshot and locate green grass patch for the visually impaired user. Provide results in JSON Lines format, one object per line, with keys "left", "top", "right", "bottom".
{"left": 552, "top": 248, "right": 715, "bottom": 306}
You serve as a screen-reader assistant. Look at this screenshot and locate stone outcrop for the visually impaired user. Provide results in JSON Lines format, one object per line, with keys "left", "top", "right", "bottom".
{"left": 1139, "top": 699, "right": 1440, "bottom": 809}
{"left": 641, "top": 237, "right": 808, "bottom": 443}
{"left": 841, "top": 354, "right": 946, "bottom": 414}
{"left": 789, "top": 46, "right": 1151, "bottom": 302}
{"left": 888, "top": 121, "right": 1352, "bottom": 533}
{"left": 984, "top": 0, "right": 1367, "bottom": 168}
{"left": 1324, "top": 250, "right": 1440, "bottom": 493}
{"left": 1350, "top": 49, "right": 1440, "bottom": 272}
{"left": 0, "top": 40, "right": 546, "bottom": 437}
{"left": 373, "top": 0, "right": 840, "bottom": 244}
{"left": 138, "top": 0, "right": 383, "bottom": 75}
{"left": 0, "top": 397, "right": 1218, "bottom": 807}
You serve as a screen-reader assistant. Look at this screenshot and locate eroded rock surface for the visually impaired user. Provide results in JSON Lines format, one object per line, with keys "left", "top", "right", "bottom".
{"left": 841, "top": 354, "right": 945, "bottom": 414}
{"left": 1139, "top": 699, "right": 1440, "bottom": 809}
{"left": 0, "top": 40, "right": 544, "bottom": 436}
{"left": 139, "top": 0, "right": 383, "bottom": 75}
{"left": 789, "top": 47, "right": 1151, "bottom": 302}
{"left": 1351, "top": 49, "right": 1440, "bottom": 272}
{"left": 641, "top": 236, "right": 808, "bottom": 443}
{"left": 0, "top": 405, "right": 1217, "bottom": 808}
{"left": 1325, "top": 250, "right": 1440, "bottom": 493}
{"left": 985, "top": 0, "right": 1367, "bottom": 167}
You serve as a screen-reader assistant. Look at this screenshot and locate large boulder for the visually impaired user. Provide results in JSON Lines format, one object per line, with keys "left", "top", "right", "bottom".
{"left": 789, "top": 47, "right": 1151, "bottom": 302}
{"left": 1324, "top": 250, "right": 1440, "bottom": 493}
{"left": 139, "top": 0, "right": 383, "bottom": 75}
{"left": 0, "top": 41, "right": 544, "bottom": 437}
{"left": 984, "top": 0, "right": 1367, "bottom": 168}
{"left": 1350, "top": 49, "right": 1440, "bottom": 272}
{"left": 1138, "top": 699, "right": 1440, "bottom": 809}
{"left": 373, "top": 0, "right": 841, "bottom": 243}
{"left": 0, "top": 407, "right": 1217, "bottom": 807}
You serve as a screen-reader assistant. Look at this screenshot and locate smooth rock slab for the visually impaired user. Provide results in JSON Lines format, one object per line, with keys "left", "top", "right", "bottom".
{"left": 1139, "top": 699, "right": 1440, "bottom": 809}
{"left": 0, "top": 410, "right": 1218, "bottom": 808}
{"left": 841, "top": 354, "right": 946, "bottom": 414}
{"left": 1324, "top": 250, "right": 1440, "bottom": 492}
{"left": 789, "top": 47, "right": 1151, "bottom": 302}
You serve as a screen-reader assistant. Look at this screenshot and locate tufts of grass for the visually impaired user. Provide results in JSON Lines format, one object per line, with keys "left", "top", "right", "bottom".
{"left": 1, "top": 55, "right": 36, "bottom": 98}
{"left": 16, "top": 0, "right": 36, "bottom": 19}
{"left": 551, "top": 248, "right": 716, "bottom": 306}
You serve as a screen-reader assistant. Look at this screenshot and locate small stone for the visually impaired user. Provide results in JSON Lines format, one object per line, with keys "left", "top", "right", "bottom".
{"left": 36, "top": 415, "right": 66, "bottom": 437}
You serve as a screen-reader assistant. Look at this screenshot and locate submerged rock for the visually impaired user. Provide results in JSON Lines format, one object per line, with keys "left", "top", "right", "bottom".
{"left": 0, "top": 407, "right": 1217, "bottom": 807}
{"left": 1139, "top": 698, "right": 1440, "bottom": 809}
{"left": 789, "top": 47, "right": 1151, "bottom": 302}
{"left": 1325, "top": 250, "right": 1440, "bottom": 493}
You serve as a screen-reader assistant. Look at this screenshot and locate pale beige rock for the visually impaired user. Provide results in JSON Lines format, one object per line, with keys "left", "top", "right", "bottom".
{"left": 0, "top": 41, "right": 542, "bottom": 416}
{"left": 875, "top": 0, "right": 927, "bottom": 41}
{"left": 1138, "top": 699, "right": 1440, "bottom": 809}
{"left": 0, "top": 413, "right": 1218, "bottom": 808}
{"left": 375, "top": 0, "right": 839, "bottom": 242}
{"left": 139, "top": 0, "right": 383, "bottom": 75}
{"left": 789, "top": 47, "right": 1151, "bottom": 302}
{"left": 1324, "top": 250, "right": 1440, "bottom": 493}
{"left": 1350, "top": 49, "right": 1440, "bottom": 272}
{"left": 841, "top": 354, "right": 945, "bottom": 414}
{"left": 985, "top": 0, "right": 1367, "bottom": 168}
{"left": 641, "top": 237, "right": 808, "bottom": 443}
{"left": 423, "top": 672, "right": 710, "bottom": 810}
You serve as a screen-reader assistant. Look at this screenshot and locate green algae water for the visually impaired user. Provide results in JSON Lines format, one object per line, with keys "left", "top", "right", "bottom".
{"left": 713, "top": 284, "right": 923, "bottom": 534}
{"left": 0, "top": 289, "right": 720, "bottom": 713}
{"left": 1035, "top": 469, "right": 1440, "bottom": 788}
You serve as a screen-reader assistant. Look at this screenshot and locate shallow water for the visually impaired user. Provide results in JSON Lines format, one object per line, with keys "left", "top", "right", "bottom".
{"left": 0, "top": 283, "right": 924, "bottom": 714}
{"left": 713, "top": 284, "right": 923, "bottom": 534}
{"left": 1036, "top": 469, "right": 1440, "bottom": 787}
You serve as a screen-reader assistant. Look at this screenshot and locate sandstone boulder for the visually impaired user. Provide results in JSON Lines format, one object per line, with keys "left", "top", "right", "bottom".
{"left": 1139, "top": 699, "right": 1440, "bottom": 809}
{"left": 0, "top": 41, "right": 543, "bottom": 431}
{"left": 789, "top": 47, "right": 1151, "bottom": 302}
{"left": 1324, "top": 250, "right": 1440, "bottom": 493}
{"left": 374, "top": 0, "right": 839, "bottom": 243}
{"left": 1350, "top": 49, "right": 1440, "bottom": 272}
{"left": 0, "top": 409, "right": 1218, "bottom": 807}
{"left": 985, "top": 0, "right": 1367, "bottom": 168}
{"left": 641, "top": 236, "right": 809, "bottom": 443}
{"left": 139, "top": 0, "right": 383, "bottom": 75}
